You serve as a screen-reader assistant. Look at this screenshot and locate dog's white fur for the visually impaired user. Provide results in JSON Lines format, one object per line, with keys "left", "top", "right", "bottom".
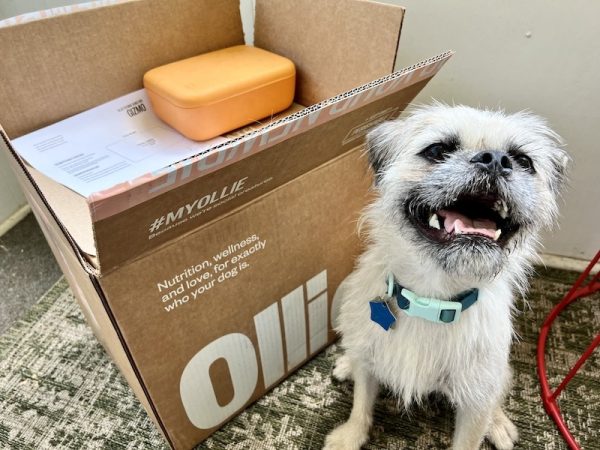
{"left": 324, "top": 105, "right": 568, "bottom": 450}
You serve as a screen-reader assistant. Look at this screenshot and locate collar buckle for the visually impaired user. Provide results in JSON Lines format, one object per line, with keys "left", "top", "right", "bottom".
{"left": 398, "top": 288, "right": 462, "bottom": 324}
{"left": 370, "top": 275, "right": 478, "bottom": 330}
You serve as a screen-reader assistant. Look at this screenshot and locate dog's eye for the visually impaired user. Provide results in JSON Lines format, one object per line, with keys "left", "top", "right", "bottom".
{"left": 419, "top": 143, "right": 455, "bottom": 163}
{"left": 511, "top": 153, "right": 536, "bottom": 173}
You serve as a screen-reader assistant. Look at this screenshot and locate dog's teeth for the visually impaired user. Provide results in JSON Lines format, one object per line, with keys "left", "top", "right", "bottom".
{"left": 494, "top": 200, "right": 509, "bottom": 219}
{"left": 428, "top": 213, "right": 441, "bottom": 230}
{"left": 500, "top": 201, "right": 509, "bottom": 218}
{"left": 494, "top": 229, "right": 502, "bottom": 241}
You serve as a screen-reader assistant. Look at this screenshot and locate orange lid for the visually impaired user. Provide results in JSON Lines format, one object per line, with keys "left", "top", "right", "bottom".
{"left": 143, "top": 45, "right": 295, "bottom": 108}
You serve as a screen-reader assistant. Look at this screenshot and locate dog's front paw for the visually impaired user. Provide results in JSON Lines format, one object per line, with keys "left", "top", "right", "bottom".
{"left": 487, "top": 409, "right": 518, "bottom": 450}
{"left": 323, "top": 422, "right": 369, "bottom": 450}
{"left": 332, "top": 354, "right": 352, "bottom": 381}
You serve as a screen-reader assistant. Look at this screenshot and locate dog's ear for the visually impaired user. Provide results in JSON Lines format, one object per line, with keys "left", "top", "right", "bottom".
{"left": 365, "top": 121, "right": 397, "bottom": 185}
{"left": 535, "top": 121, "right": 570, "bottom": 195}
{"left": 549, "top": 148, "right": 570, "bottom": 195}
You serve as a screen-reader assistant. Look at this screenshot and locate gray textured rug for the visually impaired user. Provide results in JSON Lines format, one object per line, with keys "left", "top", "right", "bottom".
{"left": 0, "top": 268, "right": 598, "bottom": 449}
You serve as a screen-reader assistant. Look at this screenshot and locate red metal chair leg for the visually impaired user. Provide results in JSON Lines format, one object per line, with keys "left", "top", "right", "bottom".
{"left": 537, "top": 250, "right": 600, "bottom": 450}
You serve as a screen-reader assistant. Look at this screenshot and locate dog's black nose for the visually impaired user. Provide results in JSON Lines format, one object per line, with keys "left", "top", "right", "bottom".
{"left": 470, "top": 151, "right": 513, "bottom": 177}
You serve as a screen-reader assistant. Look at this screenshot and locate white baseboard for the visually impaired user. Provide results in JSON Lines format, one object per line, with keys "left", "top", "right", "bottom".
{"left": 0, "top": 204, "right": 31, "bottom": 238}
{"left": 539, "top": 253, "right": 599, "bottom": 274}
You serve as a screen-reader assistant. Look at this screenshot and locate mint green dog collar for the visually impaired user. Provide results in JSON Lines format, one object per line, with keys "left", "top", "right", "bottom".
{"left": 369, "top": 274, "right": 479, "bottom": 329}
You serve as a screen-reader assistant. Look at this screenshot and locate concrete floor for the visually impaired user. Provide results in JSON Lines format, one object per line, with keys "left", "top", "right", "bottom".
{"left": 0, "top": 213, "right": 62, "bottom": 334}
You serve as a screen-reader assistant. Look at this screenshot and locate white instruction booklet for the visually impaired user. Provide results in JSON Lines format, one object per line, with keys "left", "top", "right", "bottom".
{"left": 12, "top": 90, "right": 228, "bottom": 197}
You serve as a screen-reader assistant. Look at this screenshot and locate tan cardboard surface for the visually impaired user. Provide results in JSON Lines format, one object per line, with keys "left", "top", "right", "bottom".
{"left": 99, "top": 148, "right": 371, "bottom": 449}
{"left": 95, "top": 79, "right": 431, "bottom": 274}
{"left": 255, "top": 0, "right": 404, "bottom": 105}
{"left": 0, "top": 0, "right": 244, "bottom": 138}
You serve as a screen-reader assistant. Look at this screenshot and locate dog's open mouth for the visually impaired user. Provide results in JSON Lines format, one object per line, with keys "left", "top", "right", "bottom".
{"left": 407, "top": 194, "right": 520, "bottom": 246}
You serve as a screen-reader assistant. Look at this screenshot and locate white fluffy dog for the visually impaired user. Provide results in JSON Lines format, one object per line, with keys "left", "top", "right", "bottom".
{"left": 324, "top": 105, "right": 569, "bottom": 450}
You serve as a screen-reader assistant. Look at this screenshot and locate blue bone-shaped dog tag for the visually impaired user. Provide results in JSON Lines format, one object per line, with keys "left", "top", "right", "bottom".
{"left": 369, "top": 298, "right": 397, "bottom": 330}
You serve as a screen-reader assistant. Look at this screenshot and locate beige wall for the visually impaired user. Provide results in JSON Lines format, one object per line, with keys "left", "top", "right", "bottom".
{"left": 0, "top": 0, "right": 85, "bottom": 17}
{"left": 382, "top": 0, "right": 599, "bottom": 260}
{"left": 1, "top": 0, "right": 598, "bottom": 259}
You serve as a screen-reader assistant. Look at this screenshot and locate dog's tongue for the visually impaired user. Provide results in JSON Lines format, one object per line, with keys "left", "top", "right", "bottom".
{"left": 439, "top": 210, "right": 497, "bottom": 239}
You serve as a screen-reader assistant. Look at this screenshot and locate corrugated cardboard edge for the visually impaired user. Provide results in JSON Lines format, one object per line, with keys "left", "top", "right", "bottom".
{"left": 391, "top": 3, "right": 405, "bottom": 71}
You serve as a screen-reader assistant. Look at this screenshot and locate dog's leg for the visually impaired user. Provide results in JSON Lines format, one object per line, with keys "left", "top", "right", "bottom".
{"left": 452, "top": 404, "right": 493, "bottom": 450}
{"left": 453, "top": 399, "right": 518, "bottom": 450}
{"left": 486, "top": 368, "right": 518, "bottom": 449}
{"left": 323, "top": 364, "right": 378, "bottom": 450}
{"left": 486, "top": 406, "right": 518, "bottom": 450}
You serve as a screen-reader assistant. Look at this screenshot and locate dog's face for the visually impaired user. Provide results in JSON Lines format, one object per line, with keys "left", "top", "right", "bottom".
{"left": 367, "top": 105, "right": 569, "bottom": 281}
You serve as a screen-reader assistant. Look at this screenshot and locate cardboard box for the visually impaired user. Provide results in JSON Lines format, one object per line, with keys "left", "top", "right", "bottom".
{"left": 0, "top": 0, "right": 451, "bottom": 448}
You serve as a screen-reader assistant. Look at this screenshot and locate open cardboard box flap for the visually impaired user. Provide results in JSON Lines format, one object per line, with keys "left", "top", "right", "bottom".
{"left": 0, "top": 0, "right": 244, "bottom": 139}
{"left": 255, "top": 0, "right": 405, "bottom": 105}
{"left": 0, "top": 0, "right": 403, "bottom": 139}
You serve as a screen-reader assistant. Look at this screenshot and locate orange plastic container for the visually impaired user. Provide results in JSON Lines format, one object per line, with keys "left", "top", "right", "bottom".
{"left": 143, "top": 45, "right": 296, "bottom": 141}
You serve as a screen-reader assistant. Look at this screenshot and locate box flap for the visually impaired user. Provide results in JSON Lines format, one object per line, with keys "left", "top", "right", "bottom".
{"left": 27, "top": 165, "right": 96, "bottom": 258}
{"left": 0, "top": 0, "right": 244, "bottom": 139}
{"left": 255, "top": 0, "right": 404, "bottom": 105}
